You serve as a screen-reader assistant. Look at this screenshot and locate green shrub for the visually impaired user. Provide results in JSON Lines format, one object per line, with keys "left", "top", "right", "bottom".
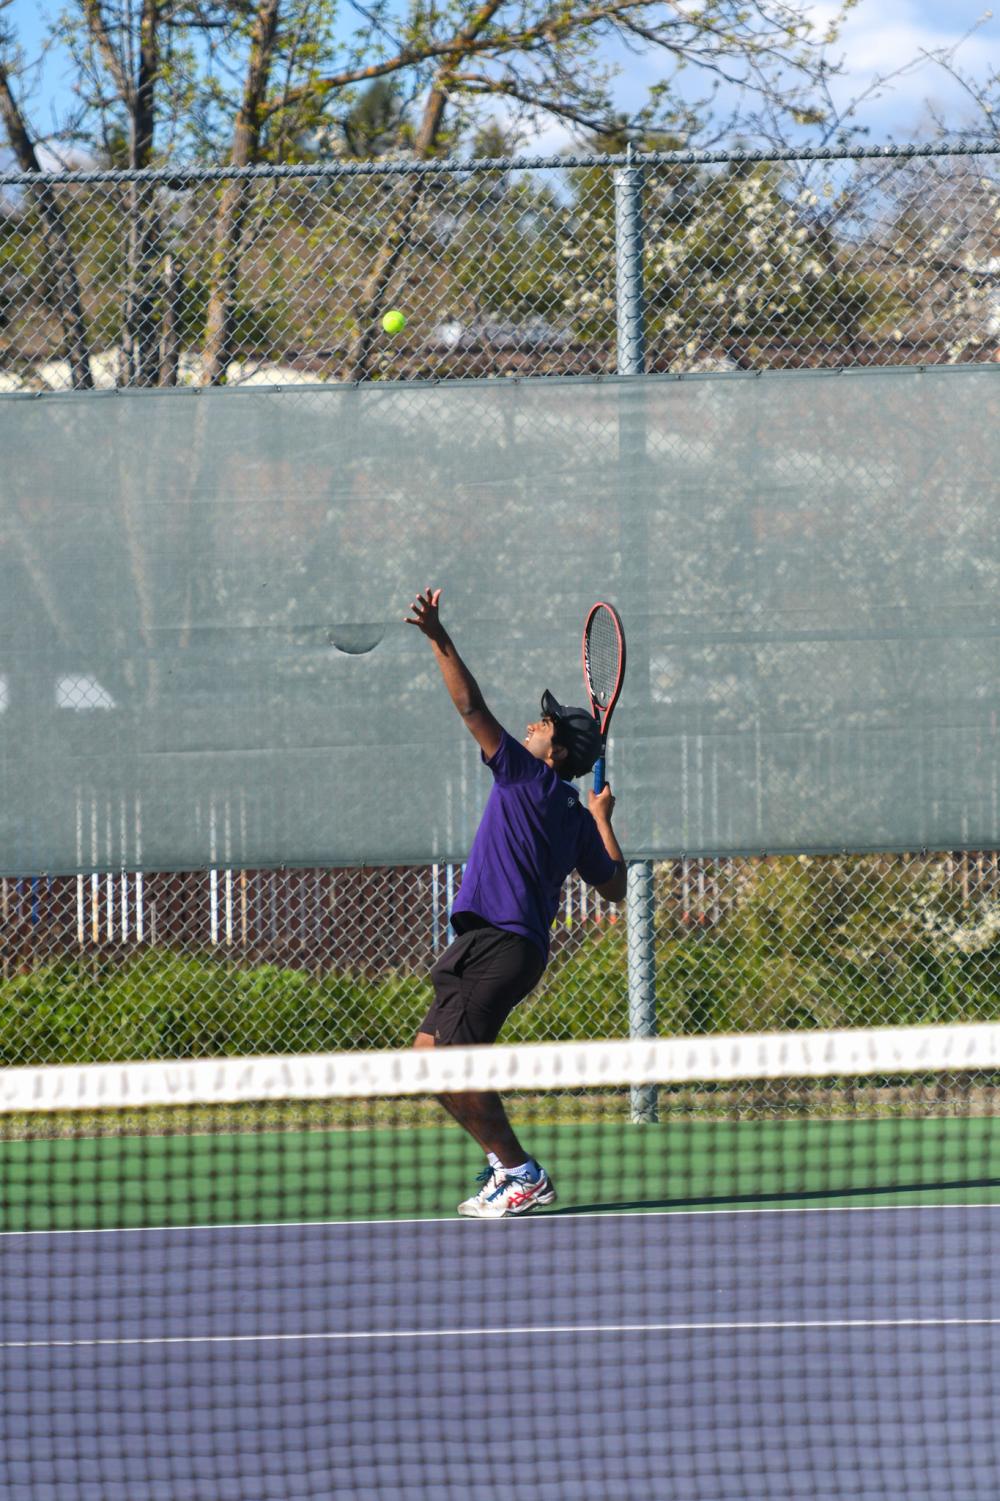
{"left": 4, "top": 858, "right": 1000, "bottom": 1067}
{"left": 0, "top": 938, "right": 631, "bottom": 1063}
{"left": 654, "top": 857, "right": 1000, "bottom": 1034}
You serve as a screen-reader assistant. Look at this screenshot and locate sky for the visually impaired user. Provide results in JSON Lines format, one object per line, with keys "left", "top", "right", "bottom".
{"left": 3, "top": 0, "right": 1000, "bottom": 157}
{"left": 528, "top": 0, "right": 1000, "bottom": 151}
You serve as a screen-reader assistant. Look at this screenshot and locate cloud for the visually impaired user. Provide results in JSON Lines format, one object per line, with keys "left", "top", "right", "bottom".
{"left": 510, "top": 0, "right": 1000, "bottom": 149}
{"left": 806, "top": 0, "right": 1000, "bottom": 127}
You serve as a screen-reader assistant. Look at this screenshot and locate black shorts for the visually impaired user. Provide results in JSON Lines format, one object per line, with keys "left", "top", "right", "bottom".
{"left": 420, "top": 923, "right": 546, "bottom": 1046}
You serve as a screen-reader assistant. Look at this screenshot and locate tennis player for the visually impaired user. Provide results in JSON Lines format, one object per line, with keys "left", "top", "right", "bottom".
{"left": 405, "top": 586, "right": 627, "bottom": 1219}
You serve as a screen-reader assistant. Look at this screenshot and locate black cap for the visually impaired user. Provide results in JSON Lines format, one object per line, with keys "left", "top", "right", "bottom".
{"left": 541, "top": 690, "right": 602, "bottom": 780}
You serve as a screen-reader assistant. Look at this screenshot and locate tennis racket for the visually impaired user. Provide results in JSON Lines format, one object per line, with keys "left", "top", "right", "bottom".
{"left": 582, "top": 602, "right": 626, "bottom": 793}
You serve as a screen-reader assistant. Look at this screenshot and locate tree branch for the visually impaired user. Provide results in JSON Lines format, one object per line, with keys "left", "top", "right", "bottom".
{"left": 0, "top": 55, "right": 94, "bottom": 389}
{"left": 81, "top": 0, "right": 135, "bottom": 107}
{"left": 265, "top": 0, "right": 661, "bottom": 114}
{"left": 453, "top": 69, "right": 614, "bottom": 132}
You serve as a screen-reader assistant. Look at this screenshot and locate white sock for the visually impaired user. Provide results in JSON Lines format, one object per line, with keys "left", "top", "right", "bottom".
{"left": 506, "top": 1159, "right": 538, "bottom": 1180}
{"left": 489, "top": 1154, "right": 539, "bottom": 1180}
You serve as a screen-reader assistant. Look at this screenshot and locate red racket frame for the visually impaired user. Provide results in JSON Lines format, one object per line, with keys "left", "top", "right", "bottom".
{"left": 582, "top": 601, "right": 626, "bottom": 791}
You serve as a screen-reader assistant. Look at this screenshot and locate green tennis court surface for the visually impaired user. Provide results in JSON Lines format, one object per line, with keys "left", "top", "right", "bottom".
{"left": 3, "top": 1116, "right": 998, "bottom": 1232}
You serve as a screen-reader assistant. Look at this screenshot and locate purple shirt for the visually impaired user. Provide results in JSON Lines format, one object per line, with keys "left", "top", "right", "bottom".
{"left": 451, "top": 728, "right": 618, "bottom": 960}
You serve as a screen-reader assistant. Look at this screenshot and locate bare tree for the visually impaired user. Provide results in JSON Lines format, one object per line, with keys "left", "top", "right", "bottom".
{"left": 64, "top": 2, "right": 247, "bottom": 383}
{"left": 77, "top": 0, "right": 166, "bottom": 384}
{"left": 200, "top": 0, "right": 281, "bottom": 385}
{"left": 0, "top": 36, "right": 94, "bottom": 389}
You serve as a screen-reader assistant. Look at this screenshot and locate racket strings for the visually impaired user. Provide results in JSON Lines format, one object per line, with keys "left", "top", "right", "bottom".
{"left": 585, "top": 611, "right": 621, "bottom": 710}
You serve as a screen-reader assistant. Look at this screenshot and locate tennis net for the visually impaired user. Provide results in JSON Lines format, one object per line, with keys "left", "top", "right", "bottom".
{"left": 1, "top": 1023, "right": 999, "bottom": 1500}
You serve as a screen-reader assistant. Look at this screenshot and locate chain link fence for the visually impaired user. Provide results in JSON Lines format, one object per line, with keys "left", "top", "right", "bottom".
{"left": 3, "top": 143, "right": 1000, "bottom": 392}
{"left": 2, "top": 853, "right": 999, "bottom": 1065}
{"left": 4, "top": 141, "right": 1000, "bottom": 1068}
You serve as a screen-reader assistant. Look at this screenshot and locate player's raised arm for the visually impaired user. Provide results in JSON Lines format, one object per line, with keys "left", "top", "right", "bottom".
{"left": 405, "top": 587, "right": 503, "bottom": 759}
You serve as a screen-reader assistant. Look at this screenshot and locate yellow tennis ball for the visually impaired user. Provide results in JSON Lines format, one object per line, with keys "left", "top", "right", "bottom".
{"left": 382, "top": 309, "right": 406, "bottom": 335}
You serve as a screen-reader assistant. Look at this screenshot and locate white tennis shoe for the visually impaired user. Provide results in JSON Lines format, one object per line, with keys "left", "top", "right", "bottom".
{"left": 458, "top": 1162, "right": 556, "bottom": 1219}
{"left": 457, "top": 1164, "right": 502, "bottom": 1216}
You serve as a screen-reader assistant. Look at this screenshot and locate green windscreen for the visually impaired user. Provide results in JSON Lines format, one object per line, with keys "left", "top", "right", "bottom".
{"left": 1, "top": 365, "right": 998, "bottom": 874}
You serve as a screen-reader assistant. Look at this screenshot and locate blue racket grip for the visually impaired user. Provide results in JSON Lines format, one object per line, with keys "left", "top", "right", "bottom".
{"left": 593, "top": 755, "right": 606, "bottom": 793}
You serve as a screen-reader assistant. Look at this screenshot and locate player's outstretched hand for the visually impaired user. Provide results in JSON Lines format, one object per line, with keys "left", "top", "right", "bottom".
{"left": 588, "top": 784, "right": 616, "bottom": 824}
{"left": 405, "top": 587, "right": 445, "bottom": 642}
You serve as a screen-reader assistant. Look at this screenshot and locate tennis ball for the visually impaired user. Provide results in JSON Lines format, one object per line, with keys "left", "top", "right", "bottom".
{"left": 382, "top": 309, "right": 406, "bottom": 335}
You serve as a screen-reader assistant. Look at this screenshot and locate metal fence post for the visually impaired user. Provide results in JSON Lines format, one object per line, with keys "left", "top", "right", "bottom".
{"left": 626, "top": 861, "right": 657, "bottom": 1120}
{"left": 615, "top": 149, "right": 657, "bottom": 1123}
{"left": 615, "top": 150, "right": 646, "bottom": 375}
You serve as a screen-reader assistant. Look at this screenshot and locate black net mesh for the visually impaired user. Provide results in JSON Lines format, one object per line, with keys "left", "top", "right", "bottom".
{"left": 1, "top": 1028, "right": 998, "bottom": 1499}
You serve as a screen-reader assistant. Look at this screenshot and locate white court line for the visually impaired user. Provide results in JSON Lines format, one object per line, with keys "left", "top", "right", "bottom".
{"left": 2, "top": 1200, "right": 999, "bottom": 1238}
{"left": 5, "top": 1318, "right": 1000, "bottom": 1351}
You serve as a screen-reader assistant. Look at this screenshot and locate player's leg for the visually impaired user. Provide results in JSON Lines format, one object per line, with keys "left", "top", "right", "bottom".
{"left": 414, "top": 1029, "right": 528, "bottom": 1165}
{"left": 417, "top": 926, "right": 554, "bottom": 1217}
{"left": 415, "top": 1029, "right": 555, "bottom": 1216}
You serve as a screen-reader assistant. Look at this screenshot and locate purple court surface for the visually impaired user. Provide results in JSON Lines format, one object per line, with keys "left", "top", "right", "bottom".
{"left": 2, "top": 1205, "right": 999, "bottom": 1499}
